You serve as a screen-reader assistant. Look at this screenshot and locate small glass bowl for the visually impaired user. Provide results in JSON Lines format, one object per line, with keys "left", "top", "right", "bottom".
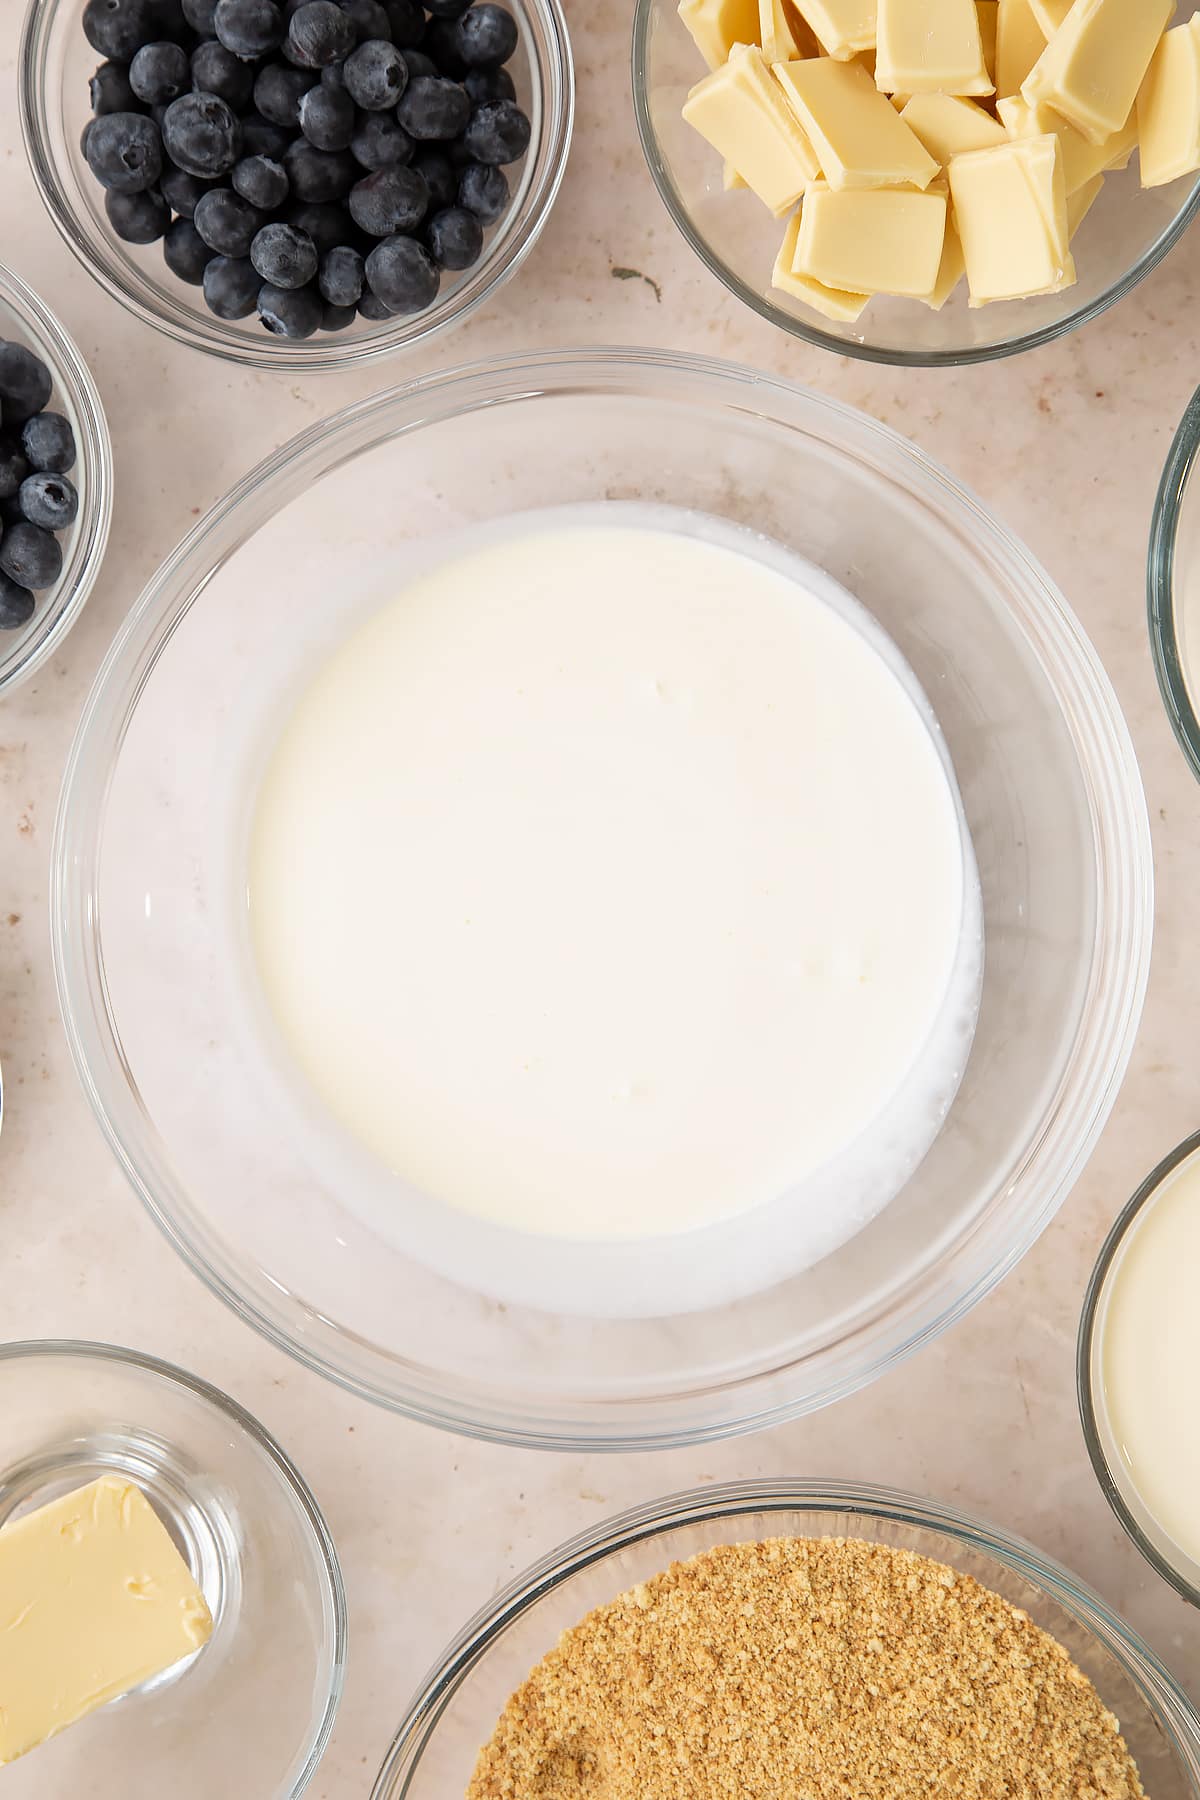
{"left": 1148, "top": 385, "right": 1200, "bottom": 783}
{"left": 631, "top": 0, "right": 1200, "bottom": 367}
{"left": 0, "top": 261, "right": 112, "bottom": 695}
{"left": 371, "top": 1479, "right": 1200, "bottom": 1797}
{"left": 1079, "top": 1129, "right": 1200, "bottom": 1612}
{"left": 0, "top": 1340, "right": 346, "bottom": 1797}
{"left": 19, "top": 0, "right": 573, "bottom": 371}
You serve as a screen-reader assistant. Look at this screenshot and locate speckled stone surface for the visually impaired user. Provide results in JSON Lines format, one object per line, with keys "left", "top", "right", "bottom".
{"left": 3, "top": 4, "right": 1200, "bottom": 1794}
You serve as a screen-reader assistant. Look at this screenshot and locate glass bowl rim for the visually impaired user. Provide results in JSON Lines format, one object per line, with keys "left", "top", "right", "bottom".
{"left": 1077, "top": 1126, "right": 1200, "bottom": 1613}
{"left": 0, "top": 259, "right": 113, "bottom": 695}
{"left": 51, "top": 344, "right": 1153, "bottom": 1451}
{"left": 370, "top": 1475, "right": 1200, "bottom": 1797}
{"left": 629, "top": 0, "right": 1200, "bottom": 370}
{"left": 18, "top": 0, "right": 575, "bottom": 373}
{"left": 1148, "top": 384, "right": 1200, "bottom": 784}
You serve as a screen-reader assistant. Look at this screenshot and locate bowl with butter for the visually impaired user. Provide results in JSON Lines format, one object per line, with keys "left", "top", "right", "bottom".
{"left": 634, "top": 0, "right": 1200, "bottom": 364}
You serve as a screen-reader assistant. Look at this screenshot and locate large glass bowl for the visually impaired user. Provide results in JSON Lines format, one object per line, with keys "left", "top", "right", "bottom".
{"left": 632, "top": 0, "right": 1200, "bottom": 367}
{"left": 19, "top": 0, "right": 573, "bottom": 371}
{"left": 1149, "top": 384, "right": 1200, "bottom": 782}
{"left": 0, "top": 260, "right": 112, "bottom": 695}
{"left": 51, "top": 348, "right": 1152, "bottom": 1451}
{"left": 371, "top": 1480, "right": 1200, "bottom": 1797}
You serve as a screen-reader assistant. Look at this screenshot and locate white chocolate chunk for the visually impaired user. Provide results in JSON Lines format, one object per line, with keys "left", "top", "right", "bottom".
{"left": 876, "top": 0, "right": 994, "bottom": 96}
{"left": 790, "top": 0, "right": 876, "bottom": 60}
{"left": 678, "top": 0, "right": 762, "bottom": 70}
{"left": 977, "top": 1, "right": 999, "bottom": 89}
{"left": 772, "top": 206, "right": 871, "bottom": 316}
{"left": 1027, "top": 0, "right": 1071, "bottom": 34}
{"left": 793, "top": 180, "right": 947, "bottom": 293}
{"left": 917, "top": 213, "right": 967, "bottom": 308}
{"left": 949, "top": 132, "right": 1075, "bottom": 303}
{"left": 1022, "top": 0, "right": 1174, "bottom": 146}
{"left": 759, "top": 0, "right": 821, "bottom": 59}
{"left": 1138, "top": 17, "right": 1200, "bottom": 188}
{"left": 775, "top": 55, "right": 938, "bottom": 188}
{"left": 1066, "top": 170, "right": 1104, "bottom": 234}
{"left": 683, "top": 43, "right": 821, "bottom": 212}
{"left": 998, "top": 92, "right": 1135, "bottom": 194}
{"left": 900, "top": 93, "right": 1007, "bottom": 163}
{"left": 995, "top": 0, "right": 1046, "bottom": 100}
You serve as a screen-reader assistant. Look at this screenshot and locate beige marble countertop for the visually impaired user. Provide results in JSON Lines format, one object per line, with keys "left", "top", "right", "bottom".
{"left": 4, "top": 3, "right": 1200, "bottom": 1792}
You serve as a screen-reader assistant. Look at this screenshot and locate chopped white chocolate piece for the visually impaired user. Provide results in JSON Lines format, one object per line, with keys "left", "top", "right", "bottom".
{"left": 791, "top": 0, "right": 876, "bottom": 60}
{"left": 759, "top": 0, "right": 821, "bottom": 59}
{"left": 917, "top": 213, "right": 967, "bottom": 307}
{"left": 900, "top": 93, "right": 1007, "bottom": 162}
{"left": 998, "top": 92, "right": 1135, "bottom": 193}
{"left": 949, "top": 132, "right": 1075, "bottom": 302}
{"left": 683, "top": 43, "right": 820, "bottom": 212}
{"left": 1027, "top": 0, "right": 1071, "bottom": 34}
{"left": 793, "top": 179, "right": 947, "bottom": 293}
{"left": 995, "top": 0, "right": 1046, "bottom": 100}
{"left": 977, "top": 1, "right": 999, "bottom": 89}
{"left": 775, "top": 55, "right": 938, "bottom": 188}
{"left": 1066, "top": 170, "right": 1104, "bottom": 234}
{"left": 678, "top": 0, "right": 761, "bottom": 70}
{"left": 1022, "top": 0, "right": 1174, "bottom": 147}
{"left": 876, "top": 0, "right": 994, "bottom": 96}
{"left": 1138, "top": 16, "right": 1200, "bottom": 188}
{"left": 772, "top": 207, "right": 871, "bottom": 315}
{"left": 723, "top": 157, "right": 747, "bottom": 187}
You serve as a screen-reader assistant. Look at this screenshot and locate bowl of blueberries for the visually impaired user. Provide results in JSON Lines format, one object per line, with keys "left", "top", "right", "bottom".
{"left": 0, "top": 261, "right": 112, "bottom": 693}
{"left": 19, "top": 0, "right": 573, "bottom": 365}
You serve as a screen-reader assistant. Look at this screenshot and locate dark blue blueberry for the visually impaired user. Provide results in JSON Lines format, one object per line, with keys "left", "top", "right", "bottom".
{"left": 344, "top": 37, "right": 406, "bottom": 108}
{"left": 0, "top": 438, "right": 29, "bottom": 501}
{"left": 182, "top": 0, "right": 219, "bottom": 30}
{"left": 232, "top": 151, "right": 289, "bottom": 206}
{"left": 400, "top": 47, "right": 436, "bottom": 77}
{"left": 85, "top": 110, "right": 164, "bottom": 191}
{"left": 81, "top": 119, "right": 98, "bottom": 158}
{"left": 163, "top": 214, "right": 217, "bottom": 279}
{"left": 298, "top": 80, "right": 356, "bottom": 148}
{"left": 384, "top": 0, "right": 423, "bottom": 46}
{"left": 364, "top": 231, "right": 438, "bottom": 311}
{"left": 454, "top": 4, "right": 516, "bottom": 67}
{"left": 160, "top": 160, "right": 217, "bottom": 214}
{"left": 152, "top": 0, "right": 189, "bottom": 42}
{"left": 395, "top": 75, "right": 469, "bottom": 140}
{"left": 214, "top": 0, "right": 284, "bottom": 56}
{"left": 320, "top": 57, "right": 347, "bottom": 88}
{"left": 250, "top": 219, "right": 318, "bottom": 285}
{"left": 425, "top": 202, "right": 481, "bottom": 269}
{"left": 257, "top": 280, "right": 323, "bottom": 335}
{"left": 194, "top": 185, "right": 266, "bottom": 253}
{"left": 21, "top": 413, "right": 76, "bottom": 475}
{"left": 338, "top": 0, "right": 391, "bottom": 41}
{"left": 161, "top": 90, "right": 242, "bottom": 174}
{"left": 351, "top": 109, "right": 412, "bottom": 168}
{"left": 239, "top": 110, "right": 293, "bottom": 156}
{"left": 284, "top": 199, "right": 349, "bottom": 251}
{"left": 17, "top": 472, "right": 78, "bottom": 531}
{"left": 283, "top": 137, "right": 357, "bottom": 198}
{"left": 320, "top": 299, "right": 357, "bottom": 329}
{"left": 105, "top": 184, "right": 171, "bottom": 240}
{"left": 83, "top": 0, "right": 162, "bottom": 62}
{"left": 190, "top": 39, "right": 255, "bottom": 108}
{"left": 420, "top": 15, "right": 466, "bottom": 76}
{"left": 202, "top": 253, "right": 264, "bottom": 316}
{"left": 348, "top": 164, "right": 427, "bottom": 233}
{"left": 424, "top": 0, "right": 470, "bottom": 17}
{"left": 0, "top": 522, "right": 63, "bottom": 591}
{"left": 0, "top": 573, "right": 36, "bottom": 631}
{"left": 317, "top": 241, "right": 363, "bottom": 304}
{"left": 89, "top": 59, "right": 140, "bottom": 113}
{"left": 285, "top": 0, "right": 355, "bottom": 66}
{"left": 253, "top": 60, "right": 317, "bottom": 124}
{"left": 357, "top": 285, "right": 392, "bottom": 317}
{"left": 150, "top": 100, "right": 172, "bottom": 129}
{"left": 464, "top": 63, "right": 514, "bottom": 103}
{"left": 129, "top": 39, "right": 190, "bottom": 103}
{"left": 462, "top": 96, "right": 528, "bottom": 163}
{"left": 0, "top": 347, "right": 52, "bottom": 427}
{"left": 412, "top": 147, "right": 454, "bottom": 208}
{"left": 457, "top": 158, "right": 507, "bottom": 221}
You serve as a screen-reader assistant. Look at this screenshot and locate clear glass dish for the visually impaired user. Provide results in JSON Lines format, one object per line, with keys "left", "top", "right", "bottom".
{"left": 1149, "top": 384, "right": 1200, "bottom": 782}
{"left": 0, "top": 261, "right": 112, "bottom": 695}
{"left": 0, "top": 1340, "right": 346, "bottom": 1797}
{"left": 51, "top": 348, "right": 1152, "bottom": 1451}
{"left": 19, "top": 0, "right": 573, "bottom": 371}
{"left": 371, "top": 1478, "right": 1200, "bottom": 1797}
{"left": 631, "top": 0, "right": 1200, "bottom": 367}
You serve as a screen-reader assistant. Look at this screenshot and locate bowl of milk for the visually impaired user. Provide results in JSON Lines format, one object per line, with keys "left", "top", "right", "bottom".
{"left": 52, "top": 348, "right": 1152, "bottom": 1448}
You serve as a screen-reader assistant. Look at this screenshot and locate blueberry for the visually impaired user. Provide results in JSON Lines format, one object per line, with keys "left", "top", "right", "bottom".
{"left": 283, "top": 137, "right": 357, "bottom": 198}
{"left": 357, "top": 286, "right": 392, "bottom": 317}
{"left": 364, "top": 232, "right": 438, "bottom": 311}
{"left": 239, "top": 110, "right": 294, "bottom": 156}
{"left": 396, "top": 75, "right": 469, "bottom": 140}
{"left": 83, "top": 0, "right": 163, "bottom": 62}
{"left": 0, "top": 522, "right": 63, "bottom": 591}
{"left": 351, "top": 110, "right": 412, "bottom": 168}
{"left": 152, "top": 0, "right": 189, "bottom": 42}
{"left": 160, "top": 160, "right": 217, "bottom": 214}
{"left": 253, "top": 61, "right": 317, "bottom": 125}
{"left": 420, "top": 16, "right": 466, "bottom": 77}
{"left": 0, "top": 573, "right": 36, "bottom": 631}
{"left": 89, "top": 59, "right": 140, "bottom": 113}
{"left": 129, "top": 39, "right": 190, "bottom": 102}
{"left": 0, "top": 345, "right": 53, "bottom": 425}
{"left": 190, "top": 39, "right": 255, "bottom": 109}
{"left": 344, "top": 38, "right": 407, "bottom": 108}
{"left": 81, "top": 119, "right": 98, "bottom": 158}
{"left": 17, "top": 472, "right": 79, "bottom": 531}
{"left": 462, "top": 96, "right": 528, "bottom": 163}
{"left": 349, "top": 164, "right": 427, "bottom": 233}
{"left": 298, "top": 80, "right": 356, "bottom": 148}
{"left": 454, "top": 4, "right": 516, "bottom": 66}
{"left": 106, "top": 184, "right": 171, "bottom": 241}
{"left": 401, "top": 47, "right": 436, "bottom": 77}
{"left": 85, "top": 111, "right": 164, "bottom": 192}
{"left": 250, "top": 220, "right": 318, "bottom": 285}
{"left": 320, "top": 57, "right": 347, "bottom": 89}
{"left": 457, "top": 158, "right": 507, "bottom": 222}
{"left": 202, "top": 253, "right": 264, "bottom": 316}
{"left": 464, "top": 63, "right": 514, "bottom": 103}
{"left": 320, "top": 299, "right": 357, "bottom": 329}
{"left": 214, "top": 0, "right": 284, "bottom": 57}
{"left": 338, "top": 0, "right": 391, "bottom": 41}
{"left": 425, "top": 202, "right": 481, "bottom": 269}
{"left": 384, "top": 0, "right": 423, "bottom": 46}
{"left": 20, "top": 412, "right": 76, "bottom": 475}
{"left": 194, "top": 185, "right": 266, "bottom": 253}
{"left": 424, "top": 0, "right": 470, "bottom": 17}
{"left": 182, "top": 0, "right": 218, "bottom": 29}
{"left": 161, "top": 91, "right": 242, "bottom": 175}
{"left": 0, "top": 439, "right": 29, "bottom": 501}
{"left": 412, "top": 147, "right": 454, "bottom": 208}
{"left": 285, "top": 0, "right": 356, "bottom": 66}
{"left": 232, "top": 151, "right": 288, "bottom": 206}
{"left": 257, "top": 281, "right": 323, "bottom": 335}
{"left": 317, "top": 241, "right": 363, "bottom": 304}
{"left": 163, "top": 214, "right": 217, "bottom": 279}
{"left": 284, "top": 199, "right": 349, "bottom": 251}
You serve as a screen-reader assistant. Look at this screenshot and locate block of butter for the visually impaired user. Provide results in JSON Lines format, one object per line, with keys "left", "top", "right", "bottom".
{"left": 1022, "top": 0, "right": 1175, "bottom": 146}
{"left": 0, "top": 1477, "right": 213, "bottom": 1764}
{"left": 677, "top": 0, "right": 761, "bottom": 70}
{"left": 791, "top": 0, "right": 876, "bottom": 60}
{"left": 1138, "top": 16, "right": 1200, "bottom": 188}
{"left": 995, "top": 0, "right": 1046, "bottom": 101}
{"left": 998, "top": 92, "right": 1136, "bottom": 193}
{"left": 900, "top": 93, "right": 1007, "bottom": 163}
{"left": 876, "top": 0, "right": 993, "bottom": 96}
{"left": 772, "top": 206, "right": 870, "bottom": 315}
{"left": 683, "top": 43, "right": 820, "bottom": 212}
{"left": 760, "top": 0, "right": 821, "bottom": 60}
{"left": 793, "top": 179, "right": 947, "bottom": 293}
{"left": 949, "top": 132, "right": 1075, "bottom": 302}
{"left": 775, "top": 55, "right": 938, "bottom": 187}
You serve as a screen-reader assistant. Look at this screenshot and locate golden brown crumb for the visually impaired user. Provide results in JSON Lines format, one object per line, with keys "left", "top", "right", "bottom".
{"left": 466, "top": 1538, "right": 1146, "bottom": 1800}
